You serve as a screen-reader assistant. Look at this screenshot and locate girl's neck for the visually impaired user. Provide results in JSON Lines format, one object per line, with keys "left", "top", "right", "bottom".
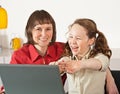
{"left": 77, "top": 48, "right": 90, "bottom": 59}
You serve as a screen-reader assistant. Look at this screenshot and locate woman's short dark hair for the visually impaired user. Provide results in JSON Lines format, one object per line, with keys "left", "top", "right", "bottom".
{"left": 25, "top": 10, "right": 56, "bottom": 45}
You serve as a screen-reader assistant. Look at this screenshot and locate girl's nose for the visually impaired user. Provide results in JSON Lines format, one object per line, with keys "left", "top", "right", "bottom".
{"left": 71, "top": 38, "right": 77, "bottom": 44}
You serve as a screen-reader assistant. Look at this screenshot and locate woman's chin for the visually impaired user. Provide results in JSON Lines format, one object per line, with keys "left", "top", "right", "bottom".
{"left": 37, "top": 42, "right": 49, "bottom": 47}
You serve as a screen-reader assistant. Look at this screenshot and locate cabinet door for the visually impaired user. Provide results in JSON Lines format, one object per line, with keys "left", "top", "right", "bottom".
{"left": 0, "top": 57, "right": 4, "bottom": 64}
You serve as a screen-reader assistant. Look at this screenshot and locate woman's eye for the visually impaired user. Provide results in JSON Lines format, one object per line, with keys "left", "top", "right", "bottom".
{"left": 37, "top": 28, "right": 41, "bottom": 31}
{"left": 46, "top": 28, "right": 52, "bottom": 31}
{"left": 34, "top": 27, "right": 41, "bottom": 31}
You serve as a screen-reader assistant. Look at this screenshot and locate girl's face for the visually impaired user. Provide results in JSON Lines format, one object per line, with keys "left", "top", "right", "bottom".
{"left": 68, "top": 24, "right": 94, "bottom": 57}
{"left": 32, "top": 24, "right": 53, "bottom": 47}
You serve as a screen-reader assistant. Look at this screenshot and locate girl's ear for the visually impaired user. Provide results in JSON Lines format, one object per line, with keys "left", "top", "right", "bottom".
{"left": 88, "top": 37, "right": 95, "bottom": 46}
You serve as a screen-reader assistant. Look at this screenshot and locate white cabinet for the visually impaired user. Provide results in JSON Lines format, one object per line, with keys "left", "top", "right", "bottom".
{"left": 0, "top": 48, "right": 13, "bottom": 64}
{"left": 110, "top": 48, "right": 120, "bottom": 70}
{"left": 0, "top": 48, "right": 13, "bottom": 87}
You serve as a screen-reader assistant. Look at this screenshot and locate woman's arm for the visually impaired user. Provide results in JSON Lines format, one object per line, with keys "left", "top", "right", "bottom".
{"left": 0, "top": 90, "right": 4, "bottom": 94}
{"left": 0, "top": 86, "right": 5, "bottom": 94}
{"left": 106, "top": 68, "right": 119, "bottom": 94}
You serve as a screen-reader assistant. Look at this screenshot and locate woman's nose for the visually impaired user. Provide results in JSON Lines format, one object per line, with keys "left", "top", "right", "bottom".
{"left": 41, "top": 30, "right": 46, "bottom": 36}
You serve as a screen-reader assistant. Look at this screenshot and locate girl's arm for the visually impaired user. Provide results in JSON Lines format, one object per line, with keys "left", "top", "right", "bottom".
{"left": 63, "top": 56, "right": 109, "bottom": 74}
{"left": 80, "top": 58, "right": 102, "bottom": 71}
{"left": 79, "top": 54, "right": 109, "bottom": 72}
{"left": 61, "top": 58, "right": 102, "bottom": 74}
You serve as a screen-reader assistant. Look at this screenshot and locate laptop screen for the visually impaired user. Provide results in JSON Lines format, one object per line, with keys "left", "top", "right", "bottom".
{"left": 0, "top": 64, "right": 65, "bottom": 94}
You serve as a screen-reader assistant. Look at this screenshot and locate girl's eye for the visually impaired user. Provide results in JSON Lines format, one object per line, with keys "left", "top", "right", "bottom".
{"left": 76, "top": 37, "right": 81, "bottom": 40}
{"left": 68, "top": 36, "right": 73, "bottom": 39}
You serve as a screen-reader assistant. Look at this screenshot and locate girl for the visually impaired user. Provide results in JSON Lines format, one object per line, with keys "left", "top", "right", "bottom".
{"left": 54, "top": 18, "right": 114, "bottom": 94}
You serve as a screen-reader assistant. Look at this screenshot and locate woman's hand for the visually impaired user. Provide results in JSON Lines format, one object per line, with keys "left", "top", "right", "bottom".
{"left": 106, "top": 68, "right": 119, "bottom": 94}
{"left": 0, "top": 86, "right": 5, "bottom": 94}
{"left": 106, "top": 78, "right": 119, "bottom": 94}
{"left": 0, "top": 90, "right": 4, "bottom": 94}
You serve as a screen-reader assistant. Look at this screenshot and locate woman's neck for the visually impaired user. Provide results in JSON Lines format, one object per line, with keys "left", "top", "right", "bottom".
{"left": 34, "top": 44, "right": 48, "bottom": 56}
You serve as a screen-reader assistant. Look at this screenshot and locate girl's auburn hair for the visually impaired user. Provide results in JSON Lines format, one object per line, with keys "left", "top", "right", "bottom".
{"left": 62, "top": 18, "right": 112, "bottom": 59}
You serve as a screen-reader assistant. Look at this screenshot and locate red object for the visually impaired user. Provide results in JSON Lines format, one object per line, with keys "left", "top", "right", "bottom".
{"left": 10, "top": 42, "right": 66, "bottom": 84}
{"left": 10, "top": 42, "right": 65, "bottom": 65}
{"left": 0, "top": 86, "right": 4, "bottom": 91}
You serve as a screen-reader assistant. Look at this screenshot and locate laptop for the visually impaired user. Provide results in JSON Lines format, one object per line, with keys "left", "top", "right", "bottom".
{"left": 0, "top": 64, "right": 65, "bottom": 94}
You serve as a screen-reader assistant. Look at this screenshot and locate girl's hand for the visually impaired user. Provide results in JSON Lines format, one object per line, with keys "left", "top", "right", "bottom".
{"left": 59, "top": 60, "right": 81, "bottom": 74}
{"left": 49, "top": 61, "right": 57, "bottom": 65}
{"left": 49, "top": 61, "right": 66, "bottom": 74}
{"left": 58, "top": 60, "right": 66, "bottom": 74}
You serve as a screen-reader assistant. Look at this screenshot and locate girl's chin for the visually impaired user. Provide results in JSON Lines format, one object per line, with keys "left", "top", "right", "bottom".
{"left": 72, "top": 52, "right": 78, "bottom": 56}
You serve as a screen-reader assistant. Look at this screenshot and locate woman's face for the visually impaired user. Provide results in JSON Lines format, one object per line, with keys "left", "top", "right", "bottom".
{"left": 68, "top": 24, "right": 93, "bottom": 57}
{"left": 32, "top": 24, "right": 53, "bottom": 47}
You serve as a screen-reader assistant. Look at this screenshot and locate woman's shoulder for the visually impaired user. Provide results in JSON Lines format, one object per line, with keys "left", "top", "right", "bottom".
{"left": 50, "top": 42, "right": 65, "bottom": 52}
{"left": 53, "top": 42, "right": 65, "bottom": 48}
{"left": 49, "top": 42, "right": 65, "bottom": 58}
{"left": 13, "top": 44, "right": 32, "bottom": 55}
{"left": 10, "top": 44, "right": 33, "bottom": 64}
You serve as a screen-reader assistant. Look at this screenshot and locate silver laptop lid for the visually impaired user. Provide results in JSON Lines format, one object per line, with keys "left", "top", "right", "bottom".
{"left": 0, "top": 64, "right": 65, "bottom": 94}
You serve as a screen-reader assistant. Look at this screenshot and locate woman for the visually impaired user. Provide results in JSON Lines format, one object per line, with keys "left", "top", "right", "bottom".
{"left": 10, "top": 10, "right": 66, "bottom": 84}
